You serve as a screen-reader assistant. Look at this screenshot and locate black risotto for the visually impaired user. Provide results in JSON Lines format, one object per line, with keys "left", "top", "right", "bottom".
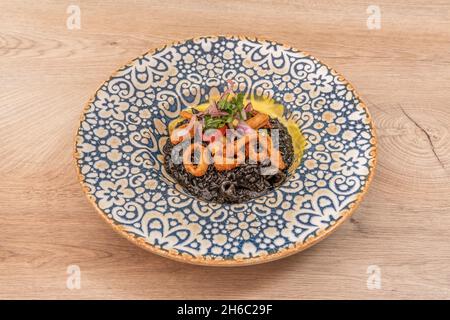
{"left": 163, "top": 118, "right": 294, "bottom": 204}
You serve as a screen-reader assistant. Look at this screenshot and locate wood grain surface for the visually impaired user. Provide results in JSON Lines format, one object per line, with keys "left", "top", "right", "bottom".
{"left": 1, "top": 0, "right": 449, "bottom": 299}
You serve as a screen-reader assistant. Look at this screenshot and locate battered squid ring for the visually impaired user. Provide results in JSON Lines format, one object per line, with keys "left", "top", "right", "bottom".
{"left": 170, "top": 123, "right": 194, "bottom": 145}
{"left": 214, "top": 154, "right": 239, "bottom": 171}
{"left": 213, "top": 148, "right": 240, "bottom": 171}
{"left": 245, "top": 133, "right": 286, "bottom": 170}
{"left": 182, "top": 143, "right": 209, "bottom": 177}
{"left": 265, "top": 135, "right": 287, "bottom": 170}
{"left": 208, "top": 139, "right": 240, "bottom": 171}
{"left": 247, "top": 133, "right": 268, "bottom": 163}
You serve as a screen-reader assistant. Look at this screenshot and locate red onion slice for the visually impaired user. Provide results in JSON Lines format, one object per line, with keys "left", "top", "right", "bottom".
{"left": 220, "top": 79, "right": 235, "bottom": 99}
{"left": 206, "top": 101, "right": 228, "bottom": 117}
{"left": 236, "top": 120, "right": 255, "bottom": 135}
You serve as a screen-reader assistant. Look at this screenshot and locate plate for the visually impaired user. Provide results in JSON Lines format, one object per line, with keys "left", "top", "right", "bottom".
{"left": 74, "top": 36, "right": 377, "bottom": 266}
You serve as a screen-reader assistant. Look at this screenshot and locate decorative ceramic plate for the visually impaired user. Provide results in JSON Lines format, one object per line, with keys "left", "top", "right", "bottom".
{"left": 74, "top": 36, "right": 376, "bottom": 266}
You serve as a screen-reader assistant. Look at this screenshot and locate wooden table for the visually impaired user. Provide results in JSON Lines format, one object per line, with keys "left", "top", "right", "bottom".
{"left": 1, "top": 0, "right": 449, "bottom": 299}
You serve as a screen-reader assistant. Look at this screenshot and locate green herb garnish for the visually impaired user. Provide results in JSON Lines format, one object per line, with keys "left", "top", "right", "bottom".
{"left": 204, "top": 115, "right": 232, "bottom": 129}
{"left": 203, "top": 84, "right": 246, "bottom": 130}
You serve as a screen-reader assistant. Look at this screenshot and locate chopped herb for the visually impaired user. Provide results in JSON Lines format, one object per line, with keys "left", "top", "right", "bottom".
{"left": 203, "top": 85, "right": 247, "bottom": 130}
{"left": 232, "top": 93, "right": 245, "bottom": 111}
{"left": 204, "top": 115, "right": 231, "bottom": 129}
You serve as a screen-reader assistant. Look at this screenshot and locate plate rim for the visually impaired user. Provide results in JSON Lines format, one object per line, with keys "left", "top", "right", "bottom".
{"left": 73, "top": 34, "right": 378, "bottom": 266}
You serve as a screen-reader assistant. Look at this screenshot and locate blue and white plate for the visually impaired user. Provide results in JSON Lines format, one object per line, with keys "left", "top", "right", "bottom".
{"left": 74, "top": 36, "right": 377, "bottom": 266}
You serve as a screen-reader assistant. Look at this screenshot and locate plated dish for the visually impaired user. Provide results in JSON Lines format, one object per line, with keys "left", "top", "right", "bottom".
{"left": 75, "top": 36, "right": 376, "bottom": 266}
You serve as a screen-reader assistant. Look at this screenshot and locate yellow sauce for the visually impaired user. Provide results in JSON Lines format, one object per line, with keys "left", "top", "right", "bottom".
{"left": 169, "top": 95, "right": 306, "bottom": 172}
{"left": 248, "top": 96, "right": 306, "bottom": 172}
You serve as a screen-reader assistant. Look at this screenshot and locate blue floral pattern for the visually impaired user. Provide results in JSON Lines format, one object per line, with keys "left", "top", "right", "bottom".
{"left": 75, "top": 36, "right": 376, "bottom": 265}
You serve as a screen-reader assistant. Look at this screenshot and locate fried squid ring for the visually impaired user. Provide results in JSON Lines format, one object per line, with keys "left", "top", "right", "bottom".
{"left": 208, "top": 138, "right": 240, "bottom": 171}
{"left": 182, "top": 143, "right": 209, "bottom": 176}
{"left": 245, "top": 133, "right": 286, "bottom": 170}
{"left": 170, "top": 123, "right": 194, "bottom": 145}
